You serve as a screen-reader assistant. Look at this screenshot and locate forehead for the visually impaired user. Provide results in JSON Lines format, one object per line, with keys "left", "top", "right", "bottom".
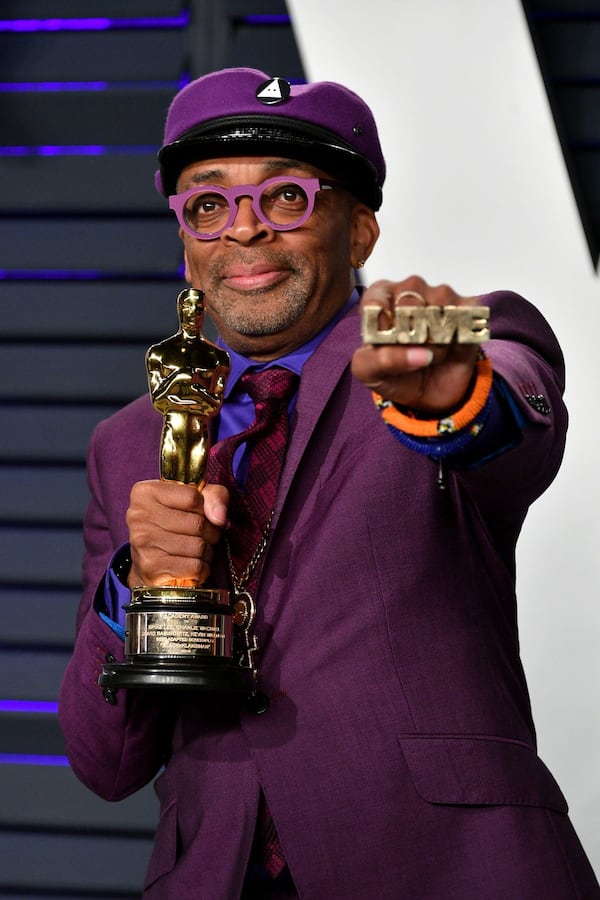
{"left": 176, "top": 156, "right": 330, "bottom": 190}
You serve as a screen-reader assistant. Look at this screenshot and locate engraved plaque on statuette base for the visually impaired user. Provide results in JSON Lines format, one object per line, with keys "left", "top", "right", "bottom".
{"left": 99, "top": 586, "right": 254, "bottom": 692}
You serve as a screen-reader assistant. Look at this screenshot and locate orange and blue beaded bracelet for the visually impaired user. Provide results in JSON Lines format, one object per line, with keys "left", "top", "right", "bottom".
{"left": 372, "top": 351, "right": 493, "bottom": 458}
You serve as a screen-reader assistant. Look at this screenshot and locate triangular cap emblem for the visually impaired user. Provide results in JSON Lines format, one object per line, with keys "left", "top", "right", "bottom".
{"left": 256, "top": 77, "right": 291, "bottom": 106}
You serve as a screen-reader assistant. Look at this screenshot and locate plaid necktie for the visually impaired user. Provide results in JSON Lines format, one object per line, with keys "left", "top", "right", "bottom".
{"left": 207, "top": 366, "right": 298, "bottom": 585}
{"left": 207, "top": 366, "right": 298, "bottom": 882}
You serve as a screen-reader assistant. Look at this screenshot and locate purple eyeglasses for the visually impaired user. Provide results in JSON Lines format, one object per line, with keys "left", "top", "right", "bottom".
{"left": 169, "top": 175, "right": 334, "bottom": 240}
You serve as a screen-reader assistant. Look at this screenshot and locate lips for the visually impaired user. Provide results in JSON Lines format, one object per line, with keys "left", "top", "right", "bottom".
{"left": 220, "top": 262, "right": 290, "bottom": 291}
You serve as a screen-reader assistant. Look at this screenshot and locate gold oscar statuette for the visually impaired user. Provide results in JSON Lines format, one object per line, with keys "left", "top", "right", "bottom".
{"left": 99, "top": 288, "right": 254, "bottom": 692}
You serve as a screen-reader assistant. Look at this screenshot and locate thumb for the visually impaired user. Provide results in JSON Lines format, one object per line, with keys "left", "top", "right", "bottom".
{"left": 202, "top": 482, "right": 230, "bottom": 527}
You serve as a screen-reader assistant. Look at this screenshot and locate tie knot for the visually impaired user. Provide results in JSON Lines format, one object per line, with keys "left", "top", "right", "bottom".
{"left": 240, "top": 367, "right": 298, "bottom": 406}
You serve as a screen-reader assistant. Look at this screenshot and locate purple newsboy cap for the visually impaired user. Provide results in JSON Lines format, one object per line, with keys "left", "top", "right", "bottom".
{"left": 156, "top": 67, "right": 386, "bottom": 210}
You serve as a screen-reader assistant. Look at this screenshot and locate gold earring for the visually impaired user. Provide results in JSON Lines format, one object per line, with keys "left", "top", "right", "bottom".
{"left": 355, "top": 260, "right": 365, "bottom": 269}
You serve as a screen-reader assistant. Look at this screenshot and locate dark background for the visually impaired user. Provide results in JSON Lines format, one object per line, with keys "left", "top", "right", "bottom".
{"left": 0, "top": 1, "right": 597, "bottom": 896}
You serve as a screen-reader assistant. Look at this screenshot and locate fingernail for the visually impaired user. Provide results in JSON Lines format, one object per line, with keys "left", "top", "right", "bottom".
{"left": 406, "top": 347, "right": 434, "bottom": 368}
{"left": 214, "top": 501, "right": 229, "bottom": 526}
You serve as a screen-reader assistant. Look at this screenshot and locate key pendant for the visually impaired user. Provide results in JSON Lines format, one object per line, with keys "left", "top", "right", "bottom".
{"left": 239, "top": 630, "right": 260, "bottom": 675}
{"left": 232, "top": 589, "right": 259, "bottom": 674}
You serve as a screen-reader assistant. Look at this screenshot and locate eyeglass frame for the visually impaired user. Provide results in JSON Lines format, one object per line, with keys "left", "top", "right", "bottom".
{"left": 169, "top": 175, "right": 335, "bottom": 241}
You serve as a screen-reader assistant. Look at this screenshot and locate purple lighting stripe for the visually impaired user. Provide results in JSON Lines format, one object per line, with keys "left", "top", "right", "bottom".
{"left": 0, "top": 700, "right": 58, "bottom": 714}
{"left": 0, "top": 753, "right": 69, "bottom": 766}
{"left": 0, "top": 269, "right": 103, "bottom": 280}
{"left": 0, "top": 145, "right": 158, "bottom": 157}
{"left": 0, "top": 80, "right": 184, "bottom": 92}
{"left": 0, "top": 269, "right": 104, "bottom": 280}
{"left": 0, "top": 15, "right": 189, "bottom": 33}
{"left": 0, "top": 81, "right": 107, "bottom": 92}
{"left": 0, "top": 268, "right": 183, "bottom": 281}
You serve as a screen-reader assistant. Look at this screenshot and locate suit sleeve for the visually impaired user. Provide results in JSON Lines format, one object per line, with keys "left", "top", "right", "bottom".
{"left": 58, "top": 419, "right": 175, "bottom": 801}
{"left": 451, "top": 290, "right": 568, "bottom": 518}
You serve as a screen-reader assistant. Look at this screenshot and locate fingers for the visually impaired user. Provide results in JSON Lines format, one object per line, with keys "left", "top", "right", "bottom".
{"left": 354, "top": 276, "right": 483, "bottom": 412}
{"left": 361, "top": 275, "right": 479, "bottom": 311}
{"left": 353, "top": 338, "right": 479, "bottom": 412}
{"left": 126, "top": 480, "right": 227, "bottom": 588}
{"left": 359, "top": 277, "right": 486, "bottom": 358}
{"left": 352, "top": 342, "right": 434, "bottom": 386}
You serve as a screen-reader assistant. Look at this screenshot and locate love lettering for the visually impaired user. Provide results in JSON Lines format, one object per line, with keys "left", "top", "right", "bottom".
{"left": 361, "top": 305, "right": 491, "bottom": 345}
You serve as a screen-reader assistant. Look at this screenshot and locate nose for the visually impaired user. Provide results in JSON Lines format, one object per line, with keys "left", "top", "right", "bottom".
{"left": 222, "top": 195, "right": 275, "bottom": 244}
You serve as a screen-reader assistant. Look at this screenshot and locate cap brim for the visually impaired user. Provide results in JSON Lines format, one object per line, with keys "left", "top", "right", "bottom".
{"left": 158, "top": 118, "right": 382, "bottom": 210}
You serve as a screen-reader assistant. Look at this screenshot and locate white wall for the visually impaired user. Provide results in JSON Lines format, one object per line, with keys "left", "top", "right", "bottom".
{"left": 288, "top": 0, "right": 600, "bottom": 873}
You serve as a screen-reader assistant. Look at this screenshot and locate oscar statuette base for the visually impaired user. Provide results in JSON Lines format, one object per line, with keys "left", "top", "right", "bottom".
{"left": 98, "top": 585, "right": 254, "bottom": 693}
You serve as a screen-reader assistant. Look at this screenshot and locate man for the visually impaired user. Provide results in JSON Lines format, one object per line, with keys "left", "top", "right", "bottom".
{"left": 59, "top": 68, "right": 599, "bottom": 898}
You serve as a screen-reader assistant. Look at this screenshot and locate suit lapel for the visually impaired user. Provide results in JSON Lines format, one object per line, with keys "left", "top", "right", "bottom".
{"left": 273, "top": 305, "right": 360, "bottom": 528}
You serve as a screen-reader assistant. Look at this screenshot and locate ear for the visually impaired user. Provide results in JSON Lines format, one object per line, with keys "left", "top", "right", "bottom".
{"left": 350, "top": 205, "right": 380, "bottom": 268}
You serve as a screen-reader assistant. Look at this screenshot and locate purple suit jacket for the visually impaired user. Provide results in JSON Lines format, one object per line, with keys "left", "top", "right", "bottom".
{"left": 59, "top": 292, "right": 599, "bottom": 898}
